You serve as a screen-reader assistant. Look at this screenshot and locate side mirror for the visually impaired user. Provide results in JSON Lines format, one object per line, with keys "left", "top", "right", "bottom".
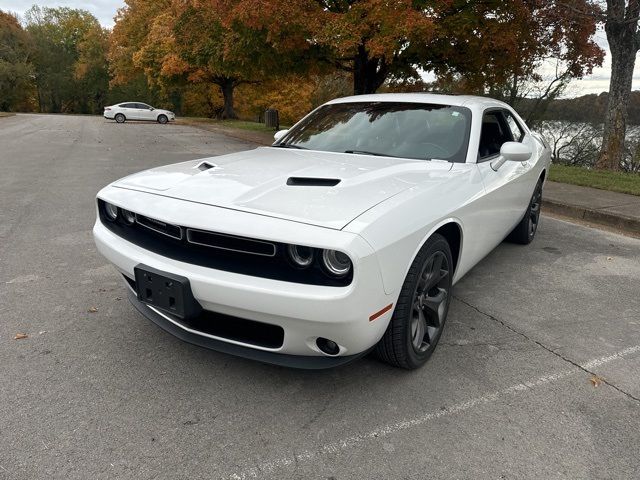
{"left": 491, "top": 142, "right": 532, "bottom": 171}
{"left": 149, "top": 107, "right": 155, "bottom": 111}
{"left": 273, "top": 129, "right": 289, "bottom": 142}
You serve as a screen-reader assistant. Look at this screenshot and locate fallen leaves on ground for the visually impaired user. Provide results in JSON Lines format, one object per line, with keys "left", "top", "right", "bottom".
{"left": 590, "top": 375, "right": 604, "bottom": 387}
{"left": 88, "top": 306, "right": 98, "bottom": 313}
{"left": 14, "top": 333, "right": 28, "bottom": 340}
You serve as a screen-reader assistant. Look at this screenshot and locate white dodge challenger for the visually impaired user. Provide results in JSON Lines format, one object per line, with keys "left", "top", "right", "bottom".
{"left": 93, "top": 93, "right": 550, "bottom": 369}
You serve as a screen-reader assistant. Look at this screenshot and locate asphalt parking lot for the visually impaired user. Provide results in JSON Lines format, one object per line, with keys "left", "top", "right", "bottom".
{"left": 1, "top": 113, "right": 639, "bottom": 480}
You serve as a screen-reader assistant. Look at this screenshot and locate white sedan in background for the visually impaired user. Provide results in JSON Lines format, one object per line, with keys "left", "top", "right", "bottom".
{"left": 104, "top": 102, "right": 175, "bottom": 124}
{"left": 93, "top": 93, "right": 550, "bottom": 370}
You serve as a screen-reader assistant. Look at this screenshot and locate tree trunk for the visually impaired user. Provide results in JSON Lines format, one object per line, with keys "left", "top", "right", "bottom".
{"left": 353, "top": 44, "right": 388, "bottom": 95}
{"left": 219, "top": 79, "right": 238, "bottom": 119}
{"left": 596, "top": 0, "right": 640, "bottom": 171}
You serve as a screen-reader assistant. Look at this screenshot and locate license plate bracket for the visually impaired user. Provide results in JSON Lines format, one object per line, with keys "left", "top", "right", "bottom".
{"left": 134, "top": 264, "right": 202, "bottom": 320}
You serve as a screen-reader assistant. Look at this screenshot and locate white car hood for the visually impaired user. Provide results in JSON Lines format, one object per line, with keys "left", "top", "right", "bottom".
{"left": 113, "top": 147, "right": 453, "bottom": 230}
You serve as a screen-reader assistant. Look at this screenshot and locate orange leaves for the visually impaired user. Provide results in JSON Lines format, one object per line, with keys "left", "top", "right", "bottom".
{"left": 308, "top": 0, "right": 435, "bottom": 59}
{"left": 236, "top": 74, "right": 316, "bottom": 124}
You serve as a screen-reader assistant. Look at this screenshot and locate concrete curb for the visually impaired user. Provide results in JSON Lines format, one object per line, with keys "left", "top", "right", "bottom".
{"left": 542, "top": 198, "right": 640, "bottom": 236}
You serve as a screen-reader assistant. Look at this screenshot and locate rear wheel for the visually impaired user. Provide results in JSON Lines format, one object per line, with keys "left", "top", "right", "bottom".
{"left": 507, "top": 178, "right": 543, "bottom": 245}
{"left": 375, "top": 234, "right": 453, "bottom": 369}
{"left": 157, "top": 114, "right": 168, "bottom": 124}
{"left": 115, "top": 113, "right": 126, "bottom": 124}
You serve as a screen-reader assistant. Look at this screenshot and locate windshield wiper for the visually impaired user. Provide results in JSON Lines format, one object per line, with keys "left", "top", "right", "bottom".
{"left": 344, "top": 150, "right": 397, "bottom": 158}
{"left": 274, "top": 144, "right": 308, "bottom": 150}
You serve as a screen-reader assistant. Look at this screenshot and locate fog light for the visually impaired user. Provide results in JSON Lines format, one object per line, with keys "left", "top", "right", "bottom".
{"left": 104, "top": 202, "right": 118, "bottom": 221}
{"left": 287, "top": 244, "right": 314, "bottom": 268}
{"left": 316, "top": 337, "right": 340, "bottom": 356}
{"left": 321, "top": 249, "right": 351, "bottom": 277}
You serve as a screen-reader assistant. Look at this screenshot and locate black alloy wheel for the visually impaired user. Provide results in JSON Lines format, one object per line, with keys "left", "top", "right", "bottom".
{"left": 376, "top": 233, "right": 453, "bottom": 369}
{"left": 410, "top": 250, "right": 450, "bottom": 353}
{"left": 527, "top": 181, "right": 542, "bottom": 241}
{"left": 507, "top": 177, "right": 543, "bottom": 245}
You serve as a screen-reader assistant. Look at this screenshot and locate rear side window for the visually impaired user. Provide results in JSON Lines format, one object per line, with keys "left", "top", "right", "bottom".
{"left": 504, "top": 111, "right": 525, "bottom": 142}
{"left": 121, "top": 103, "right": 136, "bottom": 108}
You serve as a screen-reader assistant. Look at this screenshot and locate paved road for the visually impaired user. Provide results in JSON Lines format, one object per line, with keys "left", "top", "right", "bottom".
{"left": 1, "top": 114, "right": 639, "bottom": 480}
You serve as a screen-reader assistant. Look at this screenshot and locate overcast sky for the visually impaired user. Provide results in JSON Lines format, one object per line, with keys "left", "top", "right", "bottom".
{"left": 2, "top": 0, "right": 638, "bottom": 97}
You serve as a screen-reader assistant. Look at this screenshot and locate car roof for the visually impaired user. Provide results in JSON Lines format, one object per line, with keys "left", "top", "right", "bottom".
{"left": 326, "top": 93, "right": 509, "bottom": 110}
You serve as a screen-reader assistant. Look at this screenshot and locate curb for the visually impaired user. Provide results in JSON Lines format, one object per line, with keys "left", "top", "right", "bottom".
{"left": 542, "top": 198, "right": 640, "bottom": 236}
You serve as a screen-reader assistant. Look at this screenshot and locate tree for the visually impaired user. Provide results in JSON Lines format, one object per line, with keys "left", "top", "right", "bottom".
{"left": 75, "top": 24, "right": 110, "bottom": 113}
{"left": 233, "top": 0, "right": 435, "bottom": 95}
{"left": 539, "top": 121, "right": 602, "bottom": 166}
{"left": 108, "top": 0, "right": 168, "bottom": 108}
{"left": 0, "top": 10, "right": 33, "bottom": 111}
{"left": 427, "top": 1, "right": 603, "bottom": 125}
{"left": 234, "top": 0, "right": 603, "bottom": 98}
{"left": 596, "top": 0, "right": 640, "bottom": 170}
{"left": 170, "top": 0, "right": 314, "bottom": 118}
{"left": 25, "top": 6, "right": 108, "bottom": 113}
{"left": 109, "top": 0, "right": 305, "bottom": 118}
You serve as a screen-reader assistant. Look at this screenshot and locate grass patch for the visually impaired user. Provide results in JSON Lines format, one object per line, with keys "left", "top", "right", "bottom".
{"left": 184, "top": 117, "right": 287, "bottom": 132}
{"left": 549, "top": 164, "right": 640, "bottom": 196}
{"left": 0, "top": 112, "right": 16, "bottom": 118}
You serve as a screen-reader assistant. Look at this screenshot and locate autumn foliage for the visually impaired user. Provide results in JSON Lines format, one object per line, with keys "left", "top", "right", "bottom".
{"left": 2, "top": 0, "right": 605, "bottom": 127}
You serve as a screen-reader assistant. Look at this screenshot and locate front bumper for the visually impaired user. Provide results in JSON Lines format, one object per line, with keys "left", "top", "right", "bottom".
{"left": 92, "top": 199, "right": 394, "bottom": 366}
{"left": 126, "top": 288, "right": 371, "bottom": 368}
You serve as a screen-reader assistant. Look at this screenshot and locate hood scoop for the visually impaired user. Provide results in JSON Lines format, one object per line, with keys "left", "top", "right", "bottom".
{"left": 196, "top": 161, "right": 217, "bottom": 171}
{"left": 286, "top": 177, "right": 341, "bottom": 187}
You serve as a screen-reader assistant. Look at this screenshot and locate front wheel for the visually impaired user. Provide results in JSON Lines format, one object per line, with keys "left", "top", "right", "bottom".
{"left": 506, "top": 178, "right": 543, "bottom": 245}
{"left": 157, "top": 114, "right": 168, "bottom": 124}
{"left": 375, "top": 233, "right": 453, "bottom": 369}
{"left": 115, "top": 113, "right": 126, "bottom": 124}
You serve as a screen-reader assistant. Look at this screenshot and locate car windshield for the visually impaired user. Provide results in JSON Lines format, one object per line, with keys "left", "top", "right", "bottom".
{"left": 277, "top": 102, "right": 472, "bottom": 162}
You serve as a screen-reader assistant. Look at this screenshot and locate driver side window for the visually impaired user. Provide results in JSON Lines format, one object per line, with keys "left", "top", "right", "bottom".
{"left": 478, "top": 111, "right": 512, "bottom": 160}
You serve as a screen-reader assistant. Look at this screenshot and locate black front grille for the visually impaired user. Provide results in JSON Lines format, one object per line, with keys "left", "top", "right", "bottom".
{"left": 186, "top": 228, "right": 276, "bottom": 257}
{"left": 136, "top": 214, "right": 183, "bottom": 239}
{"left": 181, "top": 310, "right": 284, "bottom": 349}
{"left": 124, "top": 274, "right": 284, "bottom": 348}
{"left": 99, "top": 200, "right": 352, "bottom": 287}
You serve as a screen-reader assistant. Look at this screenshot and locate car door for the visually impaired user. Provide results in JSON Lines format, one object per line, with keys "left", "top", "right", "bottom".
{"left": 475, "top": 108, "right": 537, "bottom": 244}
{"left": 136, "top": 103, "right": 154, "bottom": 121}
{"left": 119, "top": 103, "right": 138, "bottom": 120}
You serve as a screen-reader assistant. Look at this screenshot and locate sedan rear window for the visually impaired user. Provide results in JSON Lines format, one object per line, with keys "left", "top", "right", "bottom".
{"left": 277, "top": 102, "right": 472, "bottom": 163}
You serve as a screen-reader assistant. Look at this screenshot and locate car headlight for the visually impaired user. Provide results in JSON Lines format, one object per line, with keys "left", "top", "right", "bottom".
{"left": 121, "top": 209, "right": 136, "bottom": 225}
{"left": 321, "top": 249, "right": 352, "bottom": 277}
{"left": 287, "top": 244, "right": 314, "bottom": 268}
{"left": 104, "top": 202, "right": 119, "bottom": 221}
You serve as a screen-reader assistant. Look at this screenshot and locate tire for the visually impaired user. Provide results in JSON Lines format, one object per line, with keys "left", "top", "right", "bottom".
{"left": 157, "top": 114, "right": 168, "bottom": 124}
{"left": 375, "top": 233, "right": 453, "bottom": 369}
{"left": 115, "top": 113, "right": 126, "bottom": 124}
{"left": 506, "top": 177, "right": 543, "bottom": 245}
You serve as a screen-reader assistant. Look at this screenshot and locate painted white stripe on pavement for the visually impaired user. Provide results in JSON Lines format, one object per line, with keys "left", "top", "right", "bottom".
{"left": 229, "top": 344, "right": 640, "bottom": 480}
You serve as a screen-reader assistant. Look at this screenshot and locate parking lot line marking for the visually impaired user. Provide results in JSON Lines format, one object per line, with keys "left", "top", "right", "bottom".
{"left": 228, "top": 344, "right": 640, "bottom": 480}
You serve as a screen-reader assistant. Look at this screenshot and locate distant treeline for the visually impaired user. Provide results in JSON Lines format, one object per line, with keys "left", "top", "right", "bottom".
{"left": 519, "top": 92, "right": 640, "bottom": 125}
